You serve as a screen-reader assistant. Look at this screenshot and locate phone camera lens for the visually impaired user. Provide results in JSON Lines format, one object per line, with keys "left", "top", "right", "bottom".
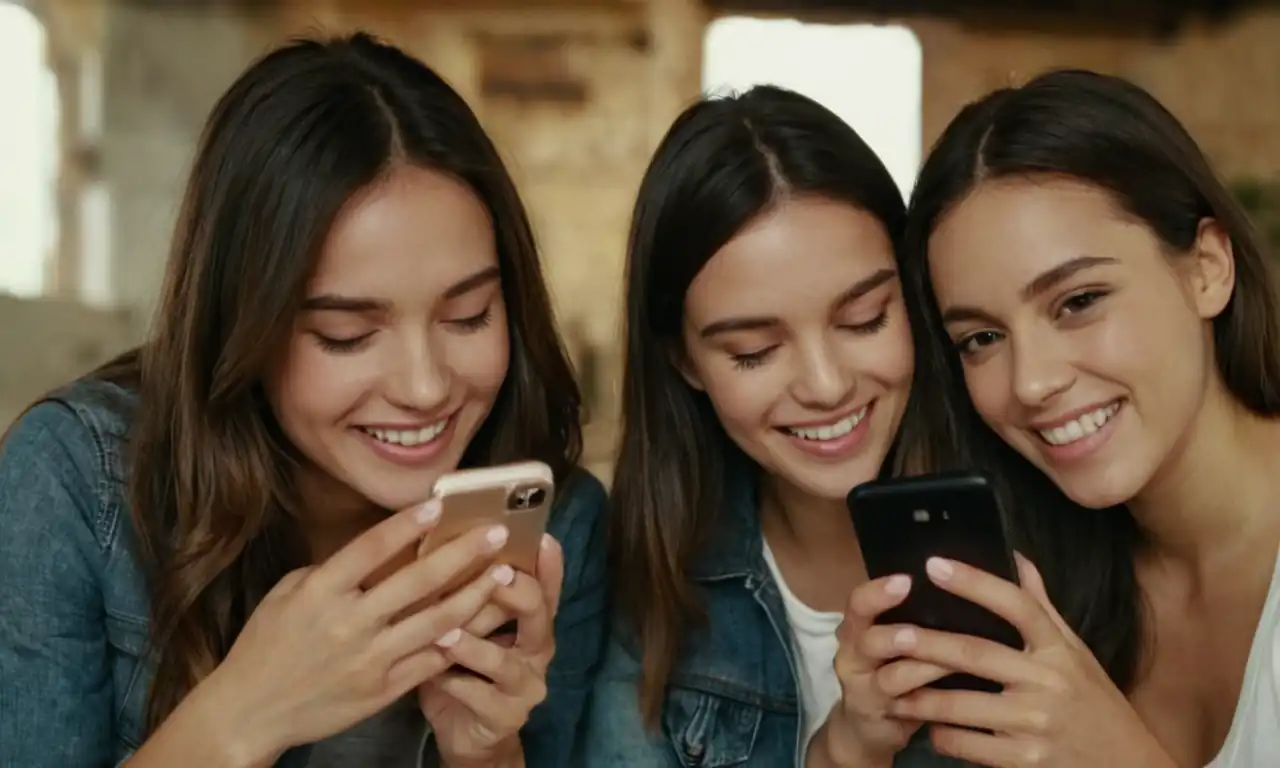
{"left": 507, "top": 486, "right": 547, "bottom": 511}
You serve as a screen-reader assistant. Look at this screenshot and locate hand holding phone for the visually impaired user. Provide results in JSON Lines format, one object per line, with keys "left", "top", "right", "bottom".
{"left": 847, "top": 470, "right": 1024, "bottom": 693}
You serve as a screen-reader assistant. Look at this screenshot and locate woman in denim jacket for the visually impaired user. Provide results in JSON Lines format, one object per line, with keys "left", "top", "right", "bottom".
{"left": 0, "top": 33, "right": 607, "bottom": 768}
{"left": 582, "top": 86, "right": 968, "bottom": 767}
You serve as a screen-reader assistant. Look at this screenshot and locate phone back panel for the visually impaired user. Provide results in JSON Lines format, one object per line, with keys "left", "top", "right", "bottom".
{"left": 418, "top": 463, "right": 555, "bottom": 595}
{"left": 849, "top": 471, "right": 1023, "bottom": 692}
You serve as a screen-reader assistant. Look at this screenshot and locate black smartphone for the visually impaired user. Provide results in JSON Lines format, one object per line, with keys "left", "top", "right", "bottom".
{"left": 847, "top": 470, "right": 1023, "bottom": 693}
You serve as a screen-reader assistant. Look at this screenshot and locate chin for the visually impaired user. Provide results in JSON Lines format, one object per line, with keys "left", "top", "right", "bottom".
{"left": 1046, "top": 465, "right": 1147, "bottom": 510}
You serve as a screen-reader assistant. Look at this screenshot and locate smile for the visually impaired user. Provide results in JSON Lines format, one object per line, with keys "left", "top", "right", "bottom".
{"left": 1035, "top": 401, "right": 1121, "bottom": 446}
{"left": 784, "top": 404, "right": 870, "bottom": 442}
{"left": 358, "top": 417, "right": 450, "bottom": 447}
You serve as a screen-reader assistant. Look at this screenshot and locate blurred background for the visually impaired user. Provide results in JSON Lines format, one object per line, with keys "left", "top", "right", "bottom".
{"left": 2, "top": 0, "right": 1279, "bottom": 481}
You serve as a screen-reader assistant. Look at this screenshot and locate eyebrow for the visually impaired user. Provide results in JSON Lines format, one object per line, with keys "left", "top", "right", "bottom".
{"left": 698, "top": 267, "right": 897, "bottom": 339}
{"left": 940, "top": 255, "right": 1118, "bottom": 326}
{"left": 302, "top": 265, "right": 501, "bottom": 313}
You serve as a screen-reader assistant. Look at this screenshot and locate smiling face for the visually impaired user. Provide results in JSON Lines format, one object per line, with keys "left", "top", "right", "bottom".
{"left": 679, "top": 195, "right": 914, "bottom": 501}
{"left": 266, "top": 164, "right": 509, "bottom": 516}
{"left": 928, "top": 176, "right": 1234, "bottom": 508}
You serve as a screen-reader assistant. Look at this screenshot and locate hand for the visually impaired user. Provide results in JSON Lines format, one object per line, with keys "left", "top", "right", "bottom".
{"left": 196, "top": 499, "right": 512, "bottom": 763}
{"left": 879, "top": 554, "right": 1174, "bottom": 768}
{"left": 420, "top": 533, "right": 565, "bottom": 767}
{"left": 814, "top": 574, "right": 955, "bottom": 767}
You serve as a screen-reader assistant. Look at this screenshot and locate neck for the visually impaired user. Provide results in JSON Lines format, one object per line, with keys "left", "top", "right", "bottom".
{"left": 1130, "top": 381, "right": 1280, "bottom": 572}
{"left": 759, "top": 475, "right": 861, "bottom": 562}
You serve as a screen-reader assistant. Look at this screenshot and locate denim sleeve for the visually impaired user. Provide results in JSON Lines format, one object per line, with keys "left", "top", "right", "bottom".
{"left": 577, "top": 629, "right": 674, "bottom": 766}
{"left": 0, "top": 402, "right": 115, "bottom": 767}
{"left": 521, "top": 470, "right": 611, "bottom": 767}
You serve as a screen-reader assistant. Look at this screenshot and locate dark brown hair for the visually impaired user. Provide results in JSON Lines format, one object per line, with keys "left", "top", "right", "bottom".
{"left": 77, "top": 33, "right": 579, "bottom": 730}
{"left": 612, "top": 85, "right": 918, "bottom": 724}
{"left": 899, "top": 69, "right": 1280, "bottom": 690}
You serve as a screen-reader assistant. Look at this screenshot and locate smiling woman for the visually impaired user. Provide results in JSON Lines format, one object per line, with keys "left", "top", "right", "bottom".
{"left": 899, "top": 68, "right": 1280, "bottom": 768}
{"left": 0, "top": 32, "right": 608, "bottom": 768}
{"left": 581, "top": 85, "right": 964, "bottom": 768}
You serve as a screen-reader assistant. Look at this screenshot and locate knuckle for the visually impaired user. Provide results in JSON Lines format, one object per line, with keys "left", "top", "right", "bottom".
{"left": 1021, "top": 740, "right": 1049, "bottom": 766}
{"left": 1023, "top": 706, "right": 1052, "bottom": 734}
{"left": 1041, "top": 669, "right": 1074, "bottom": 697}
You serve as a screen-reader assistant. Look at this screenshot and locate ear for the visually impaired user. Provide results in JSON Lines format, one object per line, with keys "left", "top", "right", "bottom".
{"left": 1187, "top": 217, "right": 1235, "bottom": 320}
{"left": 668, "top": 343, "right": 705, "bottom": 392}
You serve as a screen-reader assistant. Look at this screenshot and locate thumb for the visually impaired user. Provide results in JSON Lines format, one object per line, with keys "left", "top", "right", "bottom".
{"left": 1014, "top": 551, "right": 1076, "bottom": 640}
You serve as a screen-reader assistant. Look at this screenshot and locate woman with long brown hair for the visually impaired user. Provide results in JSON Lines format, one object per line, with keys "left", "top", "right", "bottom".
{"left": 889, "top": 69, "right": 1280, "bottom": 766}
{"left": 0, "top": 33, "right": 607, "bottom": 768}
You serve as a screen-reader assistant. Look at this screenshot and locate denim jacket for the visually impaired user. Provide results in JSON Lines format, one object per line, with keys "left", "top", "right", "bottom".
{"left": 580, "top": 457, "right": 970, "bottom": 767}
{"left": 0, "top": 378, "right": 609, "bottom": 768}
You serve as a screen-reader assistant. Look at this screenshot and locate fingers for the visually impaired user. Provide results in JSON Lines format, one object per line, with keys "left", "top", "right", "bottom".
{"left": 462, "top": 603, "right": 514, "bottom": 640}
{"left": 377, "top": 562, "right": 515, "bottom": 661}
{"left": 535, "top": 534, "right": 564, "bottom": 614}
{"left": 495, "top": 570, "right": 553, "bottom": 654}
{"left": 433, "top": 666, "right": 546, "bottom": 736}
{"left": 925, "top": 557, "right": 1061, "bottom": 650}
{"left": 929, "top": 724, "right": 1028, "bottom": 768}
{"left": 436, "top": 630, "right": 532, "bottom": 693}
{"left": 385, "top": 645, "right": 454, "bottom": 699}
{"left": 889, "top": 688, "right": 1031, "bottom": 733}
{"left": 868, "top": 624, "right": 1044, "bottom": 687}
{"left": 362, "top": 523, "right": 508, "bottom": 621}
{"left": 317, "top": 500, "right": 440, "bottom": 590}
{"left": 835, "top": 574, "right": 913, "bottom": 670}
{"left": 1014, "top": 552, "right": 1076, "bottom": 640}
{"left": 874, "top": 658, "right": 954, "bottom": 698}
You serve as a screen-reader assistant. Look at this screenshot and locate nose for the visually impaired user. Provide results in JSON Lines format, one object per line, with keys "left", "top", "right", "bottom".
{"left": 1010, "top": 332, "right": 1075, "bottom": 407}
{"left": 790, "top": 337, "right": 852, "bottom": 409}
{"left": 385, "top": 334, "right": 451, "bottom": 413}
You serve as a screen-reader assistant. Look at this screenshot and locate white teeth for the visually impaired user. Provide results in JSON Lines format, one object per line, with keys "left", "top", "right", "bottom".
{"left": 362, "top": 418, "right": 449, "bottom": 447}
{"left": 1037, "top": 403, "right": 1120, "bottom": 446}
{"left": 785, "top": 406, "right": 869, "bottom": 442}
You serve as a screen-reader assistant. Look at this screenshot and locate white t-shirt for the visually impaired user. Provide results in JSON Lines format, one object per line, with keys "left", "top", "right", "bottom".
{"left": 761, "top": 538, "right": 844, "bottom": 760}
{"left": 1205, "top": 548, "right": 1280, "bottom": 767}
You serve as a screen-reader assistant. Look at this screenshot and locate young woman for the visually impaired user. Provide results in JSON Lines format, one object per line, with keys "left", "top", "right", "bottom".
{"left": 875, "top": 69, "right": 1280, "bottom": 767}
{"left": 0, "top": 33, "right": 608, "bottom": 768}
{"left": 581, "top": 85, "right": 966, "bottom": 767}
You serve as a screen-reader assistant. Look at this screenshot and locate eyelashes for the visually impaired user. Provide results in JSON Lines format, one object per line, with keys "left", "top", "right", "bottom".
{"left": 312, "top": 307, "right": 495, "bottom": 355}
{"left": 729, "top": 310, "right": 892, "bottom": 371}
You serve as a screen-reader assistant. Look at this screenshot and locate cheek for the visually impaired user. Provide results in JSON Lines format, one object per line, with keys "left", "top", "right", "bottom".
{"left": 697, "top": 364, "right": 786, "bottom": 433}
{"left": 446, "top": 316, "right": 510, "bottom": 396}
{"left": 864, "top": 313, "right": 915, "bottom": 390}
{"left": 269, "top": 338, "right": 377, "bottom": 433}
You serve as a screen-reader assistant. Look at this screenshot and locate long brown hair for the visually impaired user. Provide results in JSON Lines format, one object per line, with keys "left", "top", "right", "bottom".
{"left": 79, "top": 33, "right": 579, "bottom": 731}
{"left": 899, "top": 69, "right": 1280, "bottom": 691}
{"left": 612, "top": 85, "right": 917, "bottom": 725}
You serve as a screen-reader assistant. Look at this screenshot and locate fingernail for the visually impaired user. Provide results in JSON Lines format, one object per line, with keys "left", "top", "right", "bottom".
{"left": 415, "top": 499, "right": 441, "bottom": 524}
{"left": 886, "top": 574, "right": 911, "bottom": 596}
{"left": 491, "top": 564, "right": 515, "bottom": 585}
{"left": 541, "top": 533, "right": 555, "bottom": 550}
{"left": 485, "top": 525, "right": 509, "bottom": 550}
{"left": 436, "top": 628, "right": 462, "bottom": 648}
{"left": 893, "top": 627, "right": 917, "bottom": 649}
{"left": 927, "top": 557, "right": 954, "bottom": 581}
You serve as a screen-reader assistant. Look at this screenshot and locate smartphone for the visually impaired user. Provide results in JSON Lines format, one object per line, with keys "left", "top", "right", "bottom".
{"left": 418, "top": 460, "right": 555, "bottom": 590}
{"left": 847, "top": 470, "right": 1023, "bottom": 693}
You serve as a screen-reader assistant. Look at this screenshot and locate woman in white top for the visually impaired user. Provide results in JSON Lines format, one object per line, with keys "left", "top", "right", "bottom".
{"left": 881, "top": 68, "right": 1280, "bottom": 767}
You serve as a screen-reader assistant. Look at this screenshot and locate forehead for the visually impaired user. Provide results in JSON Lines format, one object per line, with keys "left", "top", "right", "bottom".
{"left": 686, "top": 196, "right": 895, "bottom": 319}
{"left": 928, "top": 177, "right": 1153, "bottom": 302}
{"left": 309, "top": 165, "right": 496, "bottom": 296}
